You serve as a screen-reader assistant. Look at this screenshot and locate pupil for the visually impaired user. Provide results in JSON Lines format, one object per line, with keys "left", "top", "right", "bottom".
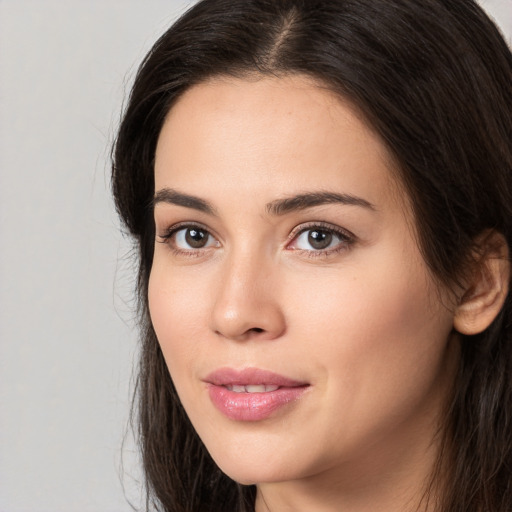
{"left": 308, "top": 230, "right": 332, "bottom": 249}
{"left": 185, "top": 228, "right": 207, "bottom": 248}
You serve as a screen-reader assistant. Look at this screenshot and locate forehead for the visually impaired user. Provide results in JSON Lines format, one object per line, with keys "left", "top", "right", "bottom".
{"left": 154, "top": 75, "right": 405, "bottom": 213}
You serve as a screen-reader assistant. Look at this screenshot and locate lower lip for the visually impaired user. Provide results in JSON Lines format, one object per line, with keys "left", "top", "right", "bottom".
{"left": 207, "top": 384, "right": 309, "bottom": 421}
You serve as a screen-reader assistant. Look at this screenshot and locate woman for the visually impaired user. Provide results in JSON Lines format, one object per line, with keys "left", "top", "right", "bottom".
{"left": 112, "top": 0, "right": 512, "bottom": 510}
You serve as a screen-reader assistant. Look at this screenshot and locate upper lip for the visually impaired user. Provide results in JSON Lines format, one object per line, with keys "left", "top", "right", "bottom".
{"left": 204, "top": 367, "right": 308, "bottom": 387}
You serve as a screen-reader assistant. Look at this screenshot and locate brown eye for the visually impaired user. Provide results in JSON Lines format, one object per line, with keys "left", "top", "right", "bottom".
{"left": 308, "top": 230, "right": 333, "bottom": 250}
{"left": 288, "top": 224, "right": 353, "bottom": 254}
{"left": 171, "top": 225, "right": 219, "bottom": 250}
{"left": 185, "top": 227, "right": 209, "bottom": 248}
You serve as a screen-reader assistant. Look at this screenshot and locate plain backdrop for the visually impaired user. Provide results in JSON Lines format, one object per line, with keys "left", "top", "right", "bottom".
{"left": 0, "top": 1, "right": 510, "bottom": 511}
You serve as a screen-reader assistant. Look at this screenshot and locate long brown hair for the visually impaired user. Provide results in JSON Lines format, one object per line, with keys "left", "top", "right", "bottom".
{"left": 112, "top": 1, "right": 512, "bottom": 510}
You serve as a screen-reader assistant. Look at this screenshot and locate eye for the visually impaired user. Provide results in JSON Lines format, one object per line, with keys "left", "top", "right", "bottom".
{"left": 288, "top": 224, "right": 354, "bottom": 253}
{"left": 157, "top": 224, "right": 220, "bottom": 252}
{"left": 175, "top": 226, "right": 217, "bottom": 249}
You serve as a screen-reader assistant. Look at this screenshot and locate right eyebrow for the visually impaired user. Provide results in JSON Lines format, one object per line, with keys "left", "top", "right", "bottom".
{"left": 153, "top": 188, "right": 217, "bottom": 215}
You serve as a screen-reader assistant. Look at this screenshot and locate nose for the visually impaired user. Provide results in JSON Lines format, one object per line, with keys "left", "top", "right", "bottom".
{"left": 210, "top": 252, "right": 286, "bottom": 342}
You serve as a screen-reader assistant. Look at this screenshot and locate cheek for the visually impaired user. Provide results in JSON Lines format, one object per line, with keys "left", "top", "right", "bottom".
{"left": 289, "top": 255, "right": 445, "bottom": 346}
{"left": 148, "top": 264, "right": 207, "bottom": 378}
{"left": 285, "top": 252, "right": 455, "bottom": 422}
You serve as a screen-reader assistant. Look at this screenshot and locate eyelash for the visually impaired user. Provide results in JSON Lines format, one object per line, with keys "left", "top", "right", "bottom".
{"left": 288, "top": 222, "right": 355, "bottom": 258}
{"left": 157, "top": 222, "right": 218, "bottom": 257}
{"left": 156, "top": 221, "right": 356, "bottom": 258}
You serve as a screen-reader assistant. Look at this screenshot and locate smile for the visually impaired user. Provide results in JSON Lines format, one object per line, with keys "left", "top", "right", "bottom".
{"left": 205, "top": 368, "right": 309, "bottom": 421}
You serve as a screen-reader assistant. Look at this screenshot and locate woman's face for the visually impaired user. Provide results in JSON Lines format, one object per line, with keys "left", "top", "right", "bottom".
{"left": 149, "top": 75, "right": 459, "bottom": 488}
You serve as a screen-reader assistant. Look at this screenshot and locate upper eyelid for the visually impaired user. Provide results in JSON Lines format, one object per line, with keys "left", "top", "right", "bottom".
{"left": 157, "top": 221, "right": 215, "bottom": 239}
{"left": 287, "top": 221, "right": 355, "bottom": 240}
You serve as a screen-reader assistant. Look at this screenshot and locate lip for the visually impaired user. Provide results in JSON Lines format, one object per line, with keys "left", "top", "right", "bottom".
{"left": 204, "top": 367, "right": 310, "bottom": 421}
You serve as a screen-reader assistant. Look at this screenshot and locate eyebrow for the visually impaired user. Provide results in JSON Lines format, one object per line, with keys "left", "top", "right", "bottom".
{"left": 266, "top": 191, "right": 376, "bottom": 215}
{"left": 153, "top": 188, "right": 375, "bottom": 216}
{"left": 153, "top": 188, "right": 217, "bottom": 215}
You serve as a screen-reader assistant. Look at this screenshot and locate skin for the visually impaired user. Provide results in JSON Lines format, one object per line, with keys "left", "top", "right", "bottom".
{"left": 149, "top": 75, "right": 461, "bottom": 511}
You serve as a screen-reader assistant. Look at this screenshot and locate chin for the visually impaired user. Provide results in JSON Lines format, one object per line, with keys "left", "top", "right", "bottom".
{"left": 209, "top": 449, "right": 300, "bottom": 485}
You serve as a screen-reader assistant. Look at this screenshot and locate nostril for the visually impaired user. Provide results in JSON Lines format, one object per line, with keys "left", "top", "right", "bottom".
{"left": 251, "top": 327, "right": 264, "bottom": 333}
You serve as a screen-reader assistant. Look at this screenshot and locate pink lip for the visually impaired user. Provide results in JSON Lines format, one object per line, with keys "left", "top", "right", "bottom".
{"left": 204, "top": 367, "right": 310, "bottom": 422}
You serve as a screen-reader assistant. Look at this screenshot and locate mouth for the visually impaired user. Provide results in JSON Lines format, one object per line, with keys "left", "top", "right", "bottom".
{"left": 205, "top": 367, "right": 308, "bottom": 387}
{"left": 204, "top": 367, "right": 310, "bottom": 421}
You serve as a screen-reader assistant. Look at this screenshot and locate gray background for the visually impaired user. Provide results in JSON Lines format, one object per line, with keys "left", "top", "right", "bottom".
{"left": 0, "top": 1, "right": 510, "bottom": 511}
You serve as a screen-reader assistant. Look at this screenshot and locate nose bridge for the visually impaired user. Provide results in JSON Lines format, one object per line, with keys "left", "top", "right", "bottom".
{"left": 211, "top": 243, "right": 285, "bottom": 341}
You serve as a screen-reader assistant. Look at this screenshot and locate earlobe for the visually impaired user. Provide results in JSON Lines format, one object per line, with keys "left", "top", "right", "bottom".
{"left": 453, "top": 231, "right": 510, "bottom": 336}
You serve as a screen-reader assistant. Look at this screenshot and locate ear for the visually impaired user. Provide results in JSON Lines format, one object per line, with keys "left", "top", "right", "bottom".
{"left": 453, "top": 230, "right": 510, "bottom": 336}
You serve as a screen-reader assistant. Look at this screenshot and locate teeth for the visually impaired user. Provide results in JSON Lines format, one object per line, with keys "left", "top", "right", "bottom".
{"left": 226, "top": 384, "right": 280, "bottom": 393}
{"left": 245, "top": 385, "right": 268, "bottom": 393}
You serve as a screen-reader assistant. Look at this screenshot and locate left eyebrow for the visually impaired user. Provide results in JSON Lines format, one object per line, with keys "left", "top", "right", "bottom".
{"left": 266, "top": 191, "right": 376, "bottom": 216}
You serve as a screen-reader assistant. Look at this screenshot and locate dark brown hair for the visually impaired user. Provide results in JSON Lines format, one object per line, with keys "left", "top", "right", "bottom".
{"left": 112, "top": 1, "right": 512, "bottom": 510}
